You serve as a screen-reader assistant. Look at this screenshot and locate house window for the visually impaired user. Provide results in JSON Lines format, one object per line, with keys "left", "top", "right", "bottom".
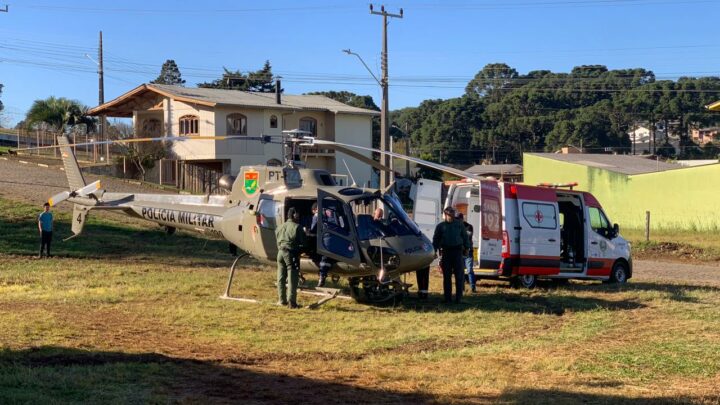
{"left": 270, "top": 115, "right": 278, "bottom": 129}
{"left": 299, "top": 117, "right": 317, "bottom": 136}
{"left": 227, "top": 113, "right": 247, "bottom": 135}
{"left": 179, "top": 115, "right": 199, "bottom": 135}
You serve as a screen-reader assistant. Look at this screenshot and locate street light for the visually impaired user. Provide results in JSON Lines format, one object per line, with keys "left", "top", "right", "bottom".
{"left": 342, "top": 49, "right": 381, "bottom": 86}
{"left": 342, "top": 48, "right": 391, "bottom": 187}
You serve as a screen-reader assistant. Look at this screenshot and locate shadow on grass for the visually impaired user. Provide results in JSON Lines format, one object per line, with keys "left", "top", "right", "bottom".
{"left": 0, "top": 346, "right": 438, "bottom": 404}
{"left": 557, "top": 280, "right": 720, "bottom": 304}
{"left": 497, "top": 387, "right": 710, "bottom": 405}
{"left": 396, "top": 291, "right": 644, "bottom": 315}
{"left": 0, "top": 347, "right": 708, "bottom": 404}
{"left": 0, "top": 213, "right": 234, "bottom": 267}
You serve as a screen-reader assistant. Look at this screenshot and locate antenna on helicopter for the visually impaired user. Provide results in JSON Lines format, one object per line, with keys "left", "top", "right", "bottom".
{"left": 342, "top": 159, "right": 358, "bottom": 187}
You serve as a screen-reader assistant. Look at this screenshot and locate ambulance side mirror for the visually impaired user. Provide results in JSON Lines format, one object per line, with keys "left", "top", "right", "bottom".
{"left": 612, "top": 223, "right": 620, "bottom": 238}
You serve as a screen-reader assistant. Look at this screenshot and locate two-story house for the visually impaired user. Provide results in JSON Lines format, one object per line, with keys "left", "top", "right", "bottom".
{"left": 89, "top": 84, "right": 378, "bottom": 188}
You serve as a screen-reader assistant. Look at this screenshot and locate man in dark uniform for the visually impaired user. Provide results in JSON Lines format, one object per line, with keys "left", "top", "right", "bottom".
{"left": 457, "top": 213, "right": 476, "bottom": 293}
{"left": 433, "top": 207, "right": 471, "bottom": 304}
{"left": 276, "top": 207, "right": 305, "bottom": 309}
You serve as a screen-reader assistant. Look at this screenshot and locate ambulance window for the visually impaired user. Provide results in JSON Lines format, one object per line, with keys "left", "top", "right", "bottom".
{"left": 521, "top": 203, "right": 557, "bottom": 229}
{"left": 257, "top": 199, "right": 276, "bottom": 229}
{"left": 589, "top": 207, "right": 610, "bottom": 233}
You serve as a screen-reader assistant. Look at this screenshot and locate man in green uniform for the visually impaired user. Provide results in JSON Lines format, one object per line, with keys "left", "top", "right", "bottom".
{"left": 433, "top": 207, "right": 471, "bottom": 304}
{"left": 276, "top": 207, "right": 305, "bottom": 309}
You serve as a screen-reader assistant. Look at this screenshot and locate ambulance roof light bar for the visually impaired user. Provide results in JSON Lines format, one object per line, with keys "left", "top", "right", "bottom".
{"left": 537, "top": 182, "right": 579, "bottom": 190}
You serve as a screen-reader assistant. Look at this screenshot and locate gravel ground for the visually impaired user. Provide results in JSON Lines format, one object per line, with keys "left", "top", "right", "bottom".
{"left": 1, "top": 154, "right": 718, "bottom": 285}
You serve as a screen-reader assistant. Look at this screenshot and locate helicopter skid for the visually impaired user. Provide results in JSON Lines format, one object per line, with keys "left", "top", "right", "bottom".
{"left": 220, "top": 254, "right": 261, "bottom": 304}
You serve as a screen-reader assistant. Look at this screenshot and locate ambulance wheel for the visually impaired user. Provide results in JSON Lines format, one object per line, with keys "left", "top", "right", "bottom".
{"left": 512, "top": 275, "right": 537, "bottom": 289}
{"left": 609, "top": 261, "right": 629, "bottom": 284}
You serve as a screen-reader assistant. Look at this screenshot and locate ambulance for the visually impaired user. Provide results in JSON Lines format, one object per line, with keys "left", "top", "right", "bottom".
{"left": 412, "top": 179, "right": 632, "bottom": 288}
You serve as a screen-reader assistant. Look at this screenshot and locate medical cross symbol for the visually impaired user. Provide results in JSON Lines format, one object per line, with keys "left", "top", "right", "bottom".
{"left": 534, "top": 210, "right": 544, "bottom": 223}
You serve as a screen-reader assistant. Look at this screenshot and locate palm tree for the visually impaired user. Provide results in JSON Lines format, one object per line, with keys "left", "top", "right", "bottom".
{"left": 26, "top": 97, "right": 95, "bottom": 133}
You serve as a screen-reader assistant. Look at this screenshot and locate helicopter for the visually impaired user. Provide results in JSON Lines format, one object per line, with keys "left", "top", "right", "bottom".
{"left": 24, "top": 131, "right": 471, "bottom": 305}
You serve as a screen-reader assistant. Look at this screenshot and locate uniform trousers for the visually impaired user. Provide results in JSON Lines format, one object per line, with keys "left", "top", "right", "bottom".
{"left": 440, "top": 246, "right": 464, "bottom": 303}
{"left": 277, "top": 249, "right": 300, "bottom": 305}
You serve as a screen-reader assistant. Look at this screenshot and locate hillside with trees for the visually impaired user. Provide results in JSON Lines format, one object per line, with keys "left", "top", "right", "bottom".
{"left": 392, "top": 63, "right": 720, "bottom": 165}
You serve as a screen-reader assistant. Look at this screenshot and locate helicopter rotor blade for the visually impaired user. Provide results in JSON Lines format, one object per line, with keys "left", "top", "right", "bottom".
{"left": 310, "top": 139, "right": 481, "bottom": 180}
{"left": 11, "top": 134, "right": 283, "bottom": 153}
{"left": 297, "top": 142, "right": 391, "bottom": 174}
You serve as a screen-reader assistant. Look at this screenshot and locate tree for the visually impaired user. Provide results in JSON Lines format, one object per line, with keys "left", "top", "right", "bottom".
{"left": 197, "top": 60, "right": 277, "bottom": 92}
{"left": 25, "top": 97, "right": 95, "bottom": 133}
{"left": 151, "top": 59, "right": 185, "bottom": 85}
{"left": 465, "top": 63, "right": 519, "bottom": 101}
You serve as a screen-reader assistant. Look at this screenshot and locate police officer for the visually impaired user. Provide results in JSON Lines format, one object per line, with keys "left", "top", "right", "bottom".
{"left": 276, "top": 207, "right": 305, "bottom": 309}
{"left": 433, "top": 207, "right": 471, "bottom": 304}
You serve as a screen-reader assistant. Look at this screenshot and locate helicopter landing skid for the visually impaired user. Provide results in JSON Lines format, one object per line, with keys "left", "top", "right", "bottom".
{"left": 219, "top": 253, "right": 260, "bottom": 303}
{"left": 300, "top": 286, "right": 353, "bottom": 309}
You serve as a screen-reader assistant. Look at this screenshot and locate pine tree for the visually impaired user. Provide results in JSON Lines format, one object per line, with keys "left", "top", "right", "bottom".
{"left": 151, "top": 60, "right": 186, "bottom": 86}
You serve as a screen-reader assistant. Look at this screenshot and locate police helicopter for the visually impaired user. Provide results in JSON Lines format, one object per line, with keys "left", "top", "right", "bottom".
{"left": 19, "top": 131, "right": 479, "bottom": 305}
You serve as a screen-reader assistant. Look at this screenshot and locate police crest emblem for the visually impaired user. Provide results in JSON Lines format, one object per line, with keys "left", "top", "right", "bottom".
{"left": 243, "top": 170, "right": 259, "bottom": 196}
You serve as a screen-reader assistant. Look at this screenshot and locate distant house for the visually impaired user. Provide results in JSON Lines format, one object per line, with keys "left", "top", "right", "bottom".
{"left": 690, "top": 127, "right": 720, "bottom": 145}
{"left": 89, "top": 84, "right": 379, "bottom": 188}
{"left": 465, "top": 163, "right": 522, "bottom": 181}
{"left": 627, "top": 123, "right": 674, "bottom": 154}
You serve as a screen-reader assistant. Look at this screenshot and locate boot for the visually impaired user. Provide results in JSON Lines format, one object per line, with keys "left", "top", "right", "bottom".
{"left": 318, "top": 275, "right": 326, "bottom": 288}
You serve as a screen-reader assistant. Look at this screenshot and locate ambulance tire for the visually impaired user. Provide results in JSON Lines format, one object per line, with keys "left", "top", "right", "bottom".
{"left": 512, "top": 275, "right": 537, "bottom": 289}
{"left": 608, "top": 261, "right": 629, "bottom": 284}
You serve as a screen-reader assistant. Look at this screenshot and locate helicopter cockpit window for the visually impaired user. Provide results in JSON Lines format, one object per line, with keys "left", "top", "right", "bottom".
{"left": 356, "top": 195, "right": 421, "bottom": 240}
{"left": 284, "top": 168, "right": 302, "bottom": 186}
{"left": 320, "top": 197, "right": 349, "bottom": 236}
{"left": 256, "top": 198, "right": 277, "bottom": 229}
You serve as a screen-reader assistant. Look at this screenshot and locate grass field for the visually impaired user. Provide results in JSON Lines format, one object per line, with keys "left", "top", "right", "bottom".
{"left": 1, "top": 197, "right": 720, "bottom": 404}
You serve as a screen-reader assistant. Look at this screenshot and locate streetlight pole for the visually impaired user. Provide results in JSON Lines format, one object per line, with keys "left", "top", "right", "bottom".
{"left": 370, "top": 4, "right": 402, "bottom": 190}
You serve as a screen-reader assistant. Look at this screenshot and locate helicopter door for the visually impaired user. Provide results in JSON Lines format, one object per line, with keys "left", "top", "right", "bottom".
{"left": 316, "top": 189, "right": 362, "bottom": 266}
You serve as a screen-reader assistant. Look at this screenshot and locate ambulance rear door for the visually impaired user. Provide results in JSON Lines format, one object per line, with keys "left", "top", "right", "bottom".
{"left": 477, "top": 180, "right": 503, "bottom": 270}
{"left": 515, "top": 185, "right": 561, "bottom": 275}
{"left": 411, "top": 179, "right": 443, "bottom": 241}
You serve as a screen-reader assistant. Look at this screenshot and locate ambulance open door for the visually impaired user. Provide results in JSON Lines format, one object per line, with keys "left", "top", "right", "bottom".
{"left": 411, "top": 179, "right": 443, "bottom": 241}
{"left": 514, "top": 185, "right": 561, "bottom": 275}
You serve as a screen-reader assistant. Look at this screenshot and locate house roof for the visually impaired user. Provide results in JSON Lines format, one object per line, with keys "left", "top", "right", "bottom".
{"left": 88, "top": 84, "right": 380, "bottom": 117}
{"left": 465, "top": 163, "right": 523, "bottom": 176}
{"left": 527, "top": 153, "right": 683, "bottom": 175}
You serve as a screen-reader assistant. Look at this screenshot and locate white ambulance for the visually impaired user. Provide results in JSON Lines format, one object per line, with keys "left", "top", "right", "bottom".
{"left": 412, "top": 179, "right": 632, "bottom": 288}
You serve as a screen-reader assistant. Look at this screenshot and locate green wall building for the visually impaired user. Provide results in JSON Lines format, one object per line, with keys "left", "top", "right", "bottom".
{"left": 523, "top": 153, "right": 720, "bottom": 231}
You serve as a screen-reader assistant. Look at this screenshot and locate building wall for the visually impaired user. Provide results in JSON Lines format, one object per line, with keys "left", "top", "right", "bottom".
{"left": 167, "top": 100, "right": 217, "bottom": 160}
{"left": 523, "top": 154, "right": 720, "bottom": 231}
{"left": 334, "top": 114, "right": 373, "bottom": 187}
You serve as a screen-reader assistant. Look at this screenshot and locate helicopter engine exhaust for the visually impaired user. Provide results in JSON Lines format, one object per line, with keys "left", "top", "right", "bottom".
{"left": 219, "top": 175, "right": 236, "bottom": 191}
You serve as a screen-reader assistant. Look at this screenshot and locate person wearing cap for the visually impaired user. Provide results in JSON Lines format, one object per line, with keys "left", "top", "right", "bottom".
{"left": 456, "top": 212, "right": 476, "bottom": 293}
{"left": 276, "top": 207, "right": 306, "bottom": 309}
{"left": 433, "top": 206, "right": 471, "bottom": 303}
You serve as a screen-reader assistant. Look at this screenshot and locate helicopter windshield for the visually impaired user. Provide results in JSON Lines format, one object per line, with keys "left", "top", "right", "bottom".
{"left": 355, "top": 194, "right": 421, "bottom": 240}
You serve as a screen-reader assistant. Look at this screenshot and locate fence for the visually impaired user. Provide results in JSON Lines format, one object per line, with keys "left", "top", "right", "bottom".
{"left": 0, "top": 128, "right": 123, "bottom": 163}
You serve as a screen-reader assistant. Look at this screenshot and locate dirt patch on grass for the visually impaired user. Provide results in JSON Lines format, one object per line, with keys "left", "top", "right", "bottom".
{"left": 633, "top": 241, "right": 720, "bottom": 263}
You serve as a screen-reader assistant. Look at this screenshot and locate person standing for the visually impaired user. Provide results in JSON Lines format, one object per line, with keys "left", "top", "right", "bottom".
{"left": 457, "top": 213, "right": 476, "bottom": 293}
{"left": 276, "top": 207, "right": 305, "bottom": 309}
{"left": 433, "top": 207, "right": 471, "bottom": 304}
{"left": 307, "top": 202, "right": 331, "bottom": 287}
{"left": 37, "top": 202, "right": 53, "bottom": 258}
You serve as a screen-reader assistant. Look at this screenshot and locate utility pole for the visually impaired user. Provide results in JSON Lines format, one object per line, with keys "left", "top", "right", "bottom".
{"left": 98, "top": 31, "right": 109, "bottom": 163}
{"left": 370, "top": 4, "right": 402, "bottom": 190}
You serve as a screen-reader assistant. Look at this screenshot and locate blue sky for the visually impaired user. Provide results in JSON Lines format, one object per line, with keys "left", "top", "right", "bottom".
{"left": 1, "top": 0, "right": 719, "bottom": 126}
